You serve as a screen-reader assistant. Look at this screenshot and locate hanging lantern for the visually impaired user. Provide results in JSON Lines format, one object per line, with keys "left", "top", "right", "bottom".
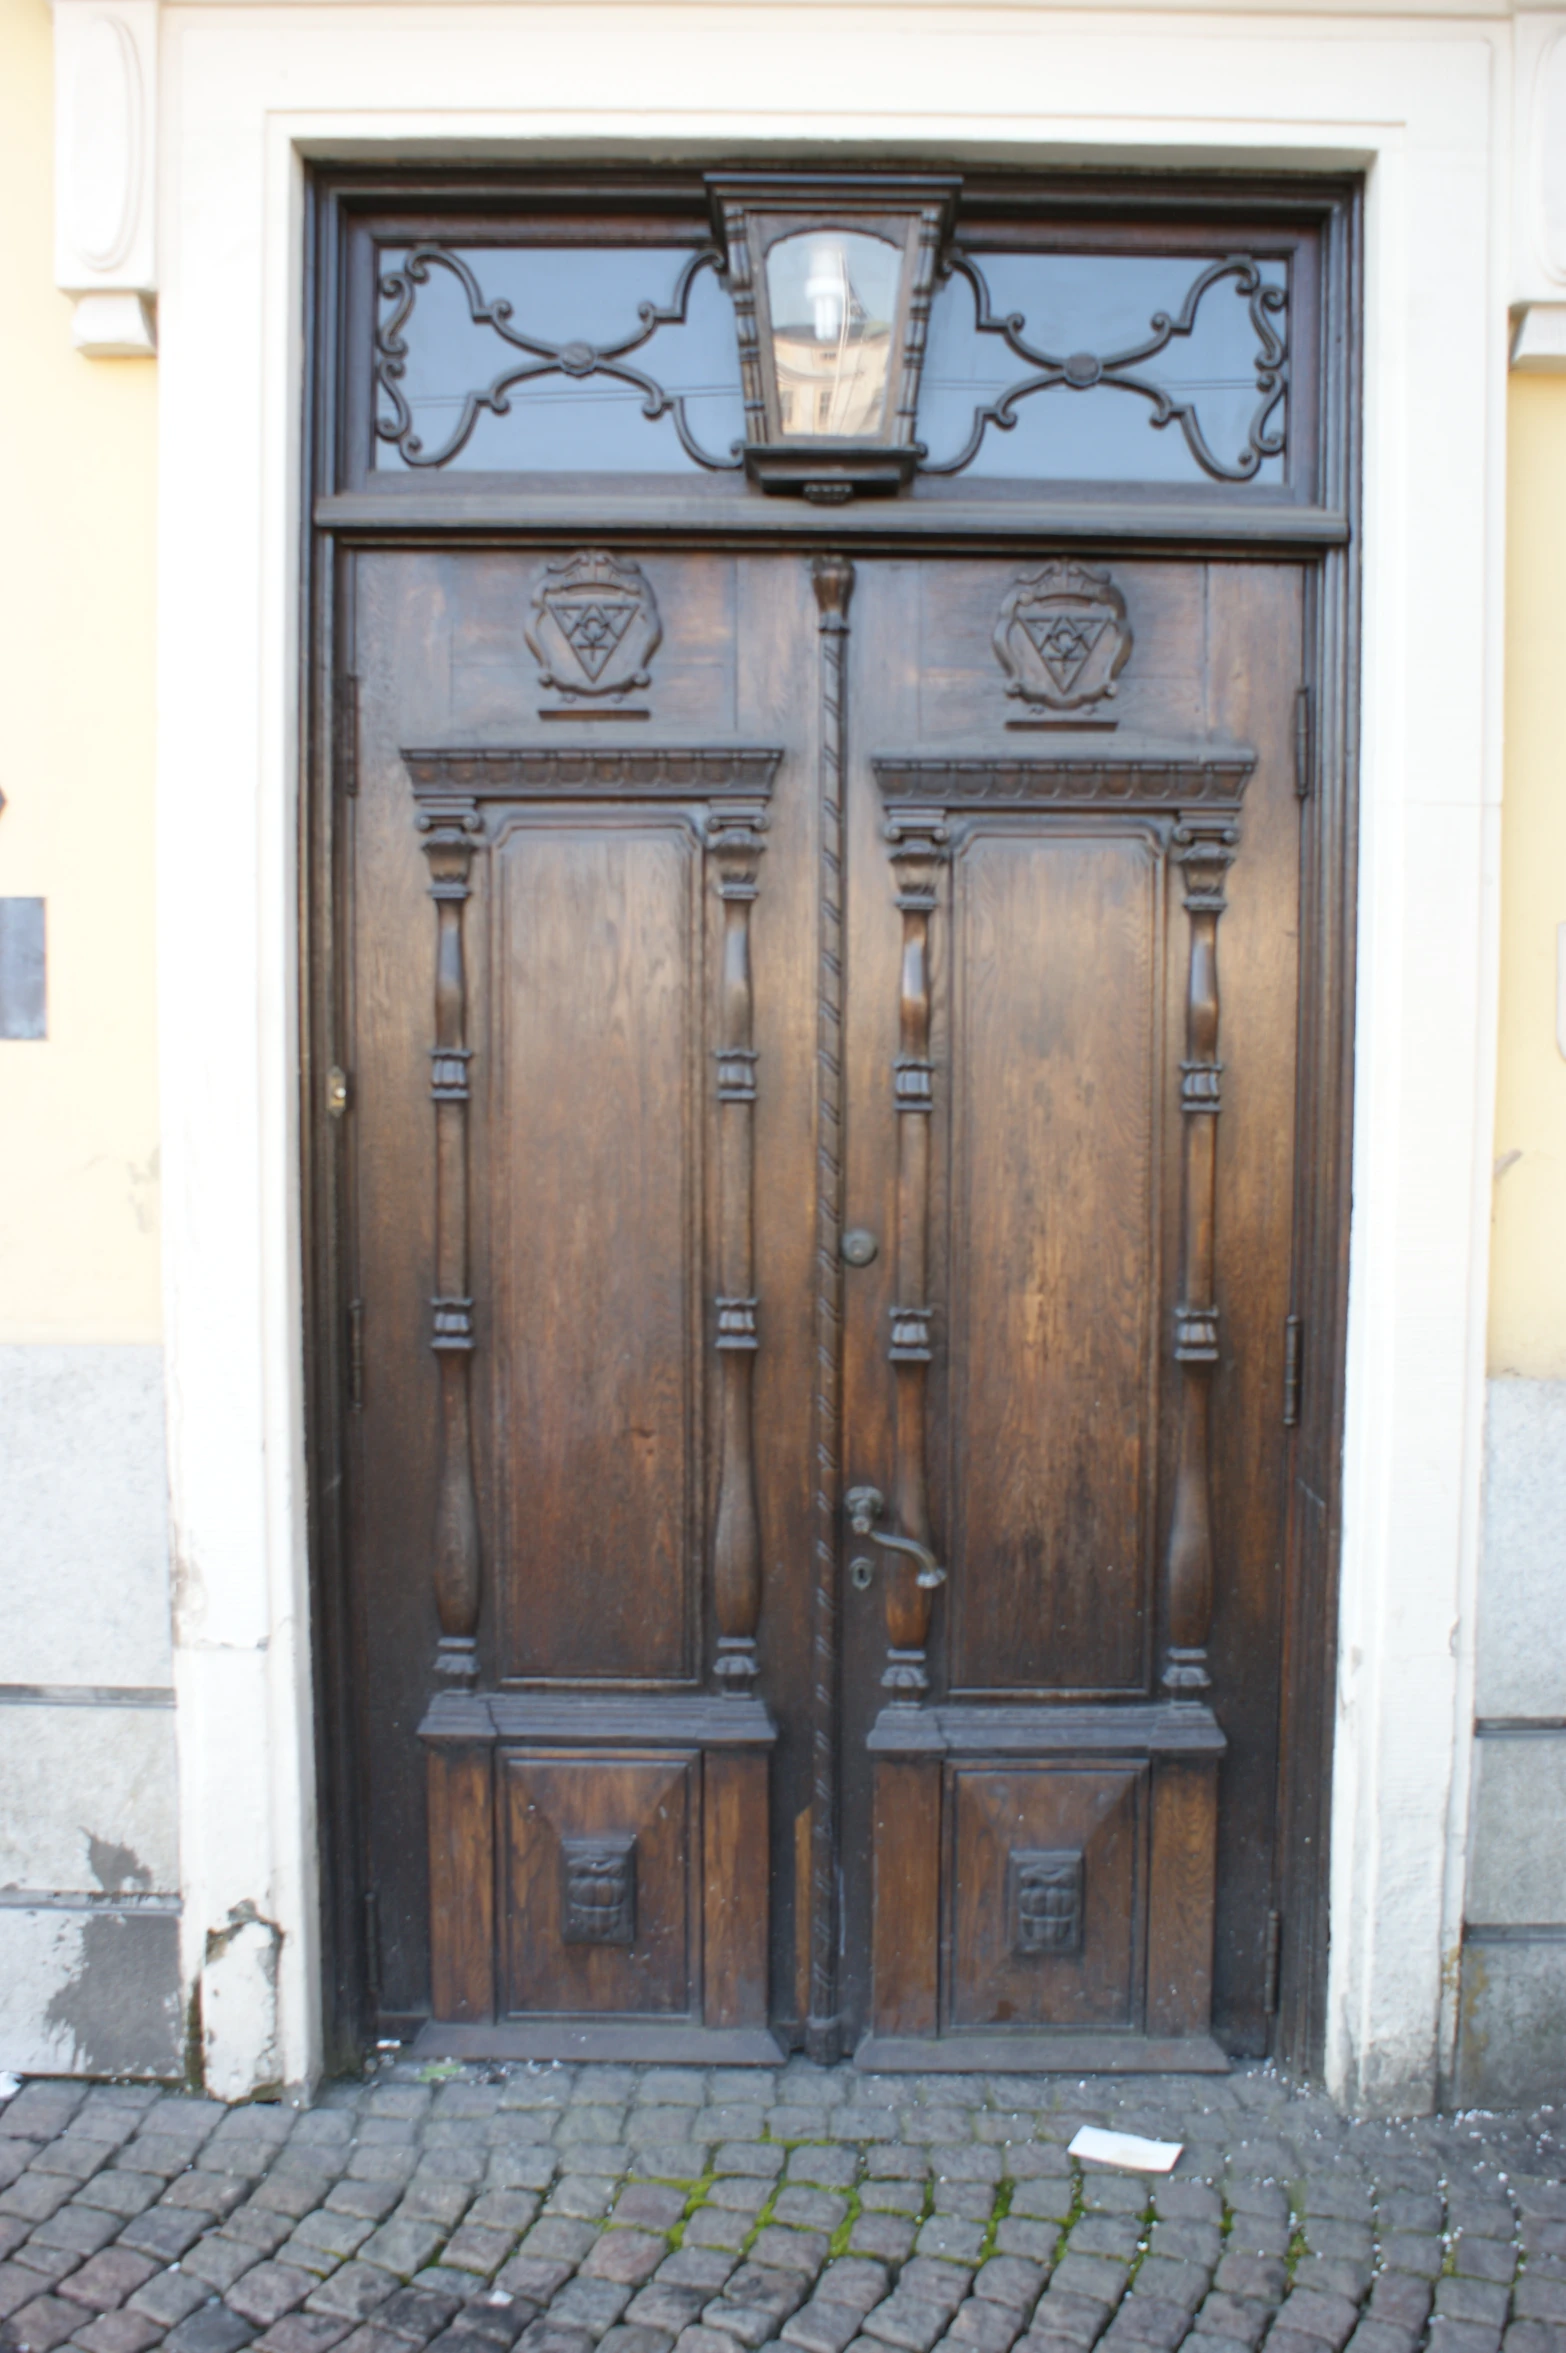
{"left": 707, "top": 174, "right": 960, "bottom": 500}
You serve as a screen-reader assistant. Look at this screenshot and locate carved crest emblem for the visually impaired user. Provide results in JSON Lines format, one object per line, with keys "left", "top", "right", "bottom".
{"left": 560, "top": 1835, "right": 636, "bottom": 1946}
{"left": 1007, "top": 1847, "right": 1084, "bottom": 1958}
{"left": 993, "top": 561, "right": 1132, "bottom": 711}
{"left": 525, "top": 549, "right": 662, "bottom": 700}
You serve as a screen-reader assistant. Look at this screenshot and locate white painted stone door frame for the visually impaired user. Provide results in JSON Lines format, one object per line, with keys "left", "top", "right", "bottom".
{"left": 148, "top": 0, "right": 1510, "bottom": 2108}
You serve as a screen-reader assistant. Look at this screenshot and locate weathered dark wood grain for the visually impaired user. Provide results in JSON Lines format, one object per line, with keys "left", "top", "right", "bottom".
{"left": 304, "top": 172, "right": 1358, "bottom": 2070}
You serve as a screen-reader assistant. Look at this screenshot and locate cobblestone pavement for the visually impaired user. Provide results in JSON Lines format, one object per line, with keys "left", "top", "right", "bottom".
{"left": 1, "top": 2065, "right": 1562, "bottom": 2353}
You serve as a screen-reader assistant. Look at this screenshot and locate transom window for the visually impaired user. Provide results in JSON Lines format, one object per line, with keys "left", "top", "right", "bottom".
{"left": 341, "top": 176, "right": 1328, "bottom": 507}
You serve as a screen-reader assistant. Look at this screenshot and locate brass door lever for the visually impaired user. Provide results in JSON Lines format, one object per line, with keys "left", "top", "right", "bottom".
{"left": 845, "top": 1485, "right": 946, "bottom": 1589}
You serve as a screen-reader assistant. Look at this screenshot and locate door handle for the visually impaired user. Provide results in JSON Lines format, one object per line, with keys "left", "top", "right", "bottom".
{"left": 845, "top": 1485, "right": 947, "bottom": 1589}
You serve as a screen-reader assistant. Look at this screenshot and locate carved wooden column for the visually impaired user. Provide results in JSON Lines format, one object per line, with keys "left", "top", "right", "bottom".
{"left": 1162, "top": 814, "right": 1239, "bottom": 1698}
{"left": 884, "top": 807, "right": 948, "bottom": 1698}
{"left": 710, "top": 792, "right": 768, "bottom": 1694}
{"left": 807, "top": 553, "right": 852, "bottom": 2061}
{"left": 420, "top": 797, "right": 483, "bottom": 1690}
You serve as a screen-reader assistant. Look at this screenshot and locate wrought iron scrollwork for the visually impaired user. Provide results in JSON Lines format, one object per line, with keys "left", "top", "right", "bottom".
{"left": 923, "top": 251, "right": 1289, "bottom": 484}
{"left": 375, "top": 243, "right": 746, "bottom": 472}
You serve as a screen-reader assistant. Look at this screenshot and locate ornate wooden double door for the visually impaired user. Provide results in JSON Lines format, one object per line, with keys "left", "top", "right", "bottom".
{"left": 343, "top": 540, "right": 1306, "bottom": 2066}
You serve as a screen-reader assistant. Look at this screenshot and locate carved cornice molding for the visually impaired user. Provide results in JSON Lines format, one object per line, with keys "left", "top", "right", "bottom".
{"left": 402, "top": 746, "right": 784, "bottom": 800}
{"left": 53, "top": 0, "right": 158, "bottom": 356}
{"left": 872, "top": 738, "right": 1256, "bottom": 812}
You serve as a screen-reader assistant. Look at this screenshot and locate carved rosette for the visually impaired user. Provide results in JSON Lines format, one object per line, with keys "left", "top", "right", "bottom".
{"left": 710, "top": 792, "right": 770, "bottom": 1696}
{"left": 993, "top": 561, "right": 1133, "bottom": 711}
{"left": 418, "top": 795, "right": 485, "bottom": 1690}
{"left": 1162, "top": 815, "right": 1240, "bottom": 1698}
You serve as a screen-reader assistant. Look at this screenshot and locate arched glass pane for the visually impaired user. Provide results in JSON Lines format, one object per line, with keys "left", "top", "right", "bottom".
{"left": 919, "top": 252, "right": 1289, "bottom": 486}
{"left": 374, "top": 245, "right": 747, "bottom": 474}
{"left": 763, "top": 228, "right": 902, "bottom": 439}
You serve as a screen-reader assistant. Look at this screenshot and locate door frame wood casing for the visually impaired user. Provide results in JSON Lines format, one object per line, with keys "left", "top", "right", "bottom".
{"left": 298, "top": 162, "right": 1361, "bottom": 2079}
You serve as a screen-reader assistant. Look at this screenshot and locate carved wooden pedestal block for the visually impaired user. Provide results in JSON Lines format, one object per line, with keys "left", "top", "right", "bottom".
{"left": 862, "top": 1704, "right": 1226, "bottom": 2072}
{"left": 419, "top": 1692, "right": 778, "bottom": 2061}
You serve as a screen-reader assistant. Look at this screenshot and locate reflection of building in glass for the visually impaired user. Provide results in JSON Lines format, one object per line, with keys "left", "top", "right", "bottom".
{"left": 766, "top": 233, "right": 898, "bottom": 436}
{"left": 772, "top": 322, "right": 892, "bottom": 436}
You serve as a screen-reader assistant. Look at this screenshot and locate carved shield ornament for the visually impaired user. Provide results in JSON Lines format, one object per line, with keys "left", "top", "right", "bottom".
{"left": 993, "top": 561, "right": 1133, "bottom": 711}
{"left": 525, "top": 549, "right": 663, "bottom": 700}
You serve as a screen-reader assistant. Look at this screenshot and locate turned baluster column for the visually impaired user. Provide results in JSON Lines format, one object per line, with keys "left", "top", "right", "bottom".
{"left": 711, "top": 793, "right": 768, "bottom": 1694}
{"left": 420, "top": 799, "right": 483, "bottom": 1690}
{"left": 1162, "top": 814, "right": 1239, "bottom": 1698}
{"left": 884, "top": 809, "right": 948, "bottom": 1699}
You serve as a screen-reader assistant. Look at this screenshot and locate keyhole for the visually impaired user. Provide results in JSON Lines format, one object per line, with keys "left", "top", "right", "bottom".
{"left": 850, "top": 1555, "right": 875, "bottom": 1591}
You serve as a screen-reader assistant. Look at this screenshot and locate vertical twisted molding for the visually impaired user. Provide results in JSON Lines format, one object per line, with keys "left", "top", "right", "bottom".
{"left": 883, "top": 806, "right": 947, "bottom": 1697}
{"left": 420, "top": 798, "right": 484, "bottom": 1689}
{"left": 807, "top": 553, "right": 853, "bottom": 2063}
{"left": 711, "top": 792, "right": 769, "bottom": 1694}
{"left": 1162, "top": 814, "right": 1239, "bottom": 1696}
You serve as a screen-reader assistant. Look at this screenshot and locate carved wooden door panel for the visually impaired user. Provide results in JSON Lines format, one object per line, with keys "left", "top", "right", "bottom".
{"left": 342, "top": 543, "right": 1303, "bottom": 2065}
{"left": 837, "top": 557, "right": 1303, "bottom": 2066}
{"left": 346, "top": 546, "right": 832, "bottom": 2059}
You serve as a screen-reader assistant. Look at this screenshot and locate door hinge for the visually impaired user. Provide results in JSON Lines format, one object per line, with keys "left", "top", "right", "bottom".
{"left": 326, "top": 1064, "right": 351, "bottom": 1120}
{"left": 364, "top": 1887, "right": 382, "bottom": 2002}
{"left": 1283, "top": 1313, "right": 1303, "bottom": 1427}
{"left": 335, "top": 672, "right": 360, "bottom": 798}
{"left": 1293, "top": 685, "right": 1314, "bottom": 799}
{"left": 348, "top": 1299, "right": 365, "bottom": 1412}
{"left": 1264, "top": 1907, "right": 1282, "bottom": 2015}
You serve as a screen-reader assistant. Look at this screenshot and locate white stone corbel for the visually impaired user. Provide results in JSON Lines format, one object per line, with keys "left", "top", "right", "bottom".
{"left": 52, "top": 0, "right": 158, "bottom": 357}
{"left": 1511, "top": 15, "right": 1566, "bottom": 372}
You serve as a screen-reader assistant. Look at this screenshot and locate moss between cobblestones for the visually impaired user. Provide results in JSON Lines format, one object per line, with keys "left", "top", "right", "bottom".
{"left": 1285, "top": 2216, "right": 1308, "bottom": 2279}
{"left": 826, "top": 2183, "right": 863, "bottom": 2259}
{"left": 648, "top": 2167, "right": 715, "bottom": 2250}
{"left": 1122, "top": 2184, "right": 1156, "bottom": 2288}
{"left": 739, "top": 2176, "right": 783, "bottom": 2256}
{"left": 1051, "top": 2167, "right": 1085, "bottom": 2268}
{"left": 975, "top": 2178, "right": 1012, "bottom": 2267}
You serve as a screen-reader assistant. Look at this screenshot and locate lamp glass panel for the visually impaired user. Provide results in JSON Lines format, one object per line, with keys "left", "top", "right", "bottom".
{"left": 763, "top": 229, "right": 902, "bottom": 440}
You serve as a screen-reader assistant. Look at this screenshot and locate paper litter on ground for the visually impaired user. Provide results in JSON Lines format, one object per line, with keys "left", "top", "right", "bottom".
{"left": 1068, "top": 2123, "right": 1184, "bottom": 2173}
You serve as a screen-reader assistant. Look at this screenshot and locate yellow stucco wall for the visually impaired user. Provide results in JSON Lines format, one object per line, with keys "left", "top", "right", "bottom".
{"left": 0, "top": 0, "right": 1560, "bottom": 1373}
{"left": 1491, "top": 375, "right": 1566, "bottom": 1381}
{"left": 0, "top": 0, "right": 161, "bottom": 1343}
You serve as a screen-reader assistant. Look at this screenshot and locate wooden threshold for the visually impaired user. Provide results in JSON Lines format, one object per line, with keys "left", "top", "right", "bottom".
{"left": 854, "top": 2031, "right": 1230, "bottom": 2074}
{"left": 411, "top": 2020, "right": 786, "bottom": 2064}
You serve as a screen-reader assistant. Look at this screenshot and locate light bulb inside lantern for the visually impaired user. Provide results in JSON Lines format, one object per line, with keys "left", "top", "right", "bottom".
{"left": 804, "top": 238, "right": 848, "bottom": 343}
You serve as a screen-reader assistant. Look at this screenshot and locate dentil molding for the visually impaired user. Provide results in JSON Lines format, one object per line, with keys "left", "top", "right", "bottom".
{"left": 52, "top": 0, "right": 158, "bottom": 357}
{"left": 1512, "top": 13, "right": 1566, "bottom": 372}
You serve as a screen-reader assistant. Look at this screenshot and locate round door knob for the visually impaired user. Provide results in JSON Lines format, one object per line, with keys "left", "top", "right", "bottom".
{"left": 841, "top": 1228, "right": 879, "bottom": 1267}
